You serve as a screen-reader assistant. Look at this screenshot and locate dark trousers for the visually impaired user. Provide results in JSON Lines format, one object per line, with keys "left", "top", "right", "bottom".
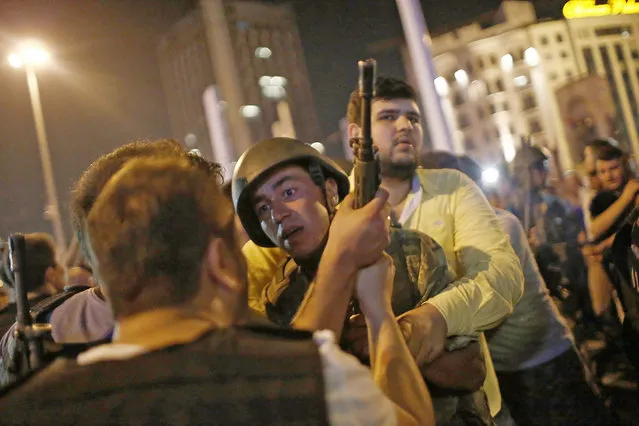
{"left": 497, "top": 348, "right": 616, "bottom": 426}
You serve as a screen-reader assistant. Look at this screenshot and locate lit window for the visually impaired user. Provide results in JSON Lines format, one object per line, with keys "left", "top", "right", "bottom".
{"left": 262, "top": 85, "right": 286, "bottom": 99}
{"left": 240, "top": 105, "right": 260, "bottom": 118}
{"left": 434, "top": 76, "right": 449, "bottom": 96}
{"left": 254, "top": 47, "right": 272, "bottom": 59}
{"left": 454, "top": 69, "right": 469, "bottom": 87}
{"left": 513, "top": 75, "right": 528, "bottom": 87}
{"left": 501, "top": 54, "right": 514, "bottom": 71}
{"left": 270, "top": 76, "right": 287, "bottom": 87}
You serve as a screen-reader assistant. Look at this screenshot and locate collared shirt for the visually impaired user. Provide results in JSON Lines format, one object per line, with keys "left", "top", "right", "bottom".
{"left": 487, "top": 209, "right": 572, "bottom": 372}
{"left": 395, "top": 170, "right": 524, "bottom": 417}
{"left": 400, "top": 169, "right": 523, "bottom": 337}
{"left": 78, "top": 309, "right": 396, "bottom": 426}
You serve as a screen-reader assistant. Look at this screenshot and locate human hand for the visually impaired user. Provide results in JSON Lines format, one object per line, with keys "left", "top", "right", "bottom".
{"left": 622, "top": 179, "right": 639, "bottom": 203}
{"left": 397, "top": 304, "right": 448, "bottom": 365}
{"left": 354, "top": 252, "right": 395, "bottom": 319}
{"left": 343, "top": 313, "right": 369, "bottom": 361}
{"left": 325, "top": 189, "right": 390, "bottom": 275}
{"left": 582, "top": 243, "right": 604, "bottom": 265}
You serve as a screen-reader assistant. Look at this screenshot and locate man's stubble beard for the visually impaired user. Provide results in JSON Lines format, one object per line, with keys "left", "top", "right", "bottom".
{"left": 379, "top": 155, "right": 418, "bottom": 181}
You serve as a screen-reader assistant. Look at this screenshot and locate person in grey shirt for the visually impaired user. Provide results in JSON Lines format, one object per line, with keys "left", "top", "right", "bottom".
{"left": 422, "top": 151, "right": 616, "bottom": 426}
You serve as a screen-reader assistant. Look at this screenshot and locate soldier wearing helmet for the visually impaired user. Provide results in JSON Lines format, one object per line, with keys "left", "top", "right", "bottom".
{"left": 234, "top": 137, "right": 492, "bottom": 425}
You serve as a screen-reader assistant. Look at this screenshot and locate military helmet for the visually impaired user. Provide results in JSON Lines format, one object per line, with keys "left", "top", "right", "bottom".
{"left": 232, "top": 137, "right": 350, "bottom": 247}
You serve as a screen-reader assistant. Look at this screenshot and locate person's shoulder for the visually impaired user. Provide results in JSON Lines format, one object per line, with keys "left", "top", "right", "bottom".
{"left": 495, "top": 208, "right": 521, "bottom": 228}
{"left": 30, "top": 287, "right": 94, "bottom": 323}
{"left": 242, "top": 240, "right": 288, "bottom": 264}
{"left": 416, "top": 167, "right": 465, "bottom": 194}
{"left": 417, "top": 167, "right": 463, "bottom": 181}
{"left": 0, "top": 357, "right": 80, "bottom": 405}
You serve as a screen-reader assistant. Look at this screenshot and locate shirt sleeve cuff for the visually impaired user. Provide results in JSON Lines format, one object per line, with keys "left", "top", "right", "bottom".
{"left": 425, "top": 292, "right": 471, "bottom": 337}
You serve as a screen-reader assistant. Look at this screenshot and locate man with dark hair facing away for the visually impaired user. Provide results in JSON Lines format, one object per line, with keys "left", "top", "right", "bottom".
{"left": 0, "top": 156, "right": 433, "bottom": 425}
{"left": 0, "top": 140, "right": 224, "bottom": 385}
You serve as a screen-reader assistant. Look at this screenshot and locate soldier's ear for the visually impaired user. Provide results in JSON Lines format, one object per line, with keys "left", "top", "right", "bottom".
{"left": 325, "top": 178, "right": 339, "bottom": 208}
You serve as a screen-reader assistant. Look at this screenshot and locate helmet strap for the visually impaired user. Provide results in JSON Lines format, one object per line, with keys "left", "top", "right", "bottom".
{"left": 309, "top": 161, "right": 337, "bottom": 219}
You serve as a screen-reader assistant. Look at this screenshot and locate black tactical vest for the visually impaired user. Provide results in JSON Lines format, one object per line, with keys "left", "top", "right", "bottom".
{"left": 0, "top": 325, "right": 329, "bottom": 426}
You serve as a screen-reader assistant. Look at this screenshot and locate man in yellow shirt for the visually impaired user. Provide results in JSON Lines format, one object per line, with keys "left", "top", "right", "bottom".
{"left": 242, "top": 77, "right": 524, "bottom": 423}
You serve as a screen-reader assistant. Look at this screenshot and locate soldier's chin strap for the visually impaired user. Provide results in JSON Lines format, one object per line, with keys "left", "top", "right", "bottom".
{"left": 308, "top": 161, "right": 338, "bottom": 220}
{"left": 292, "top": 160, "right": 337, "bottom": 273}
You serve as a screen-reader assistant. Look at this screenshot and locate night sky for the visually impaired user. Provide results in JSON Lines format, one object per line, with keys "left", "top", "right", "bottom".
{"left": 0, "top": 0, "right": 565, "bottom": 238}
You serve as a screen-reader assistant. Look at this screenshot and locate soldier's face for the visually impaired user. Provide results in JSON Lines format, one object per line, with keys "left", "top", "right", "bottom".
{"left": 368, "top": 98, "right": 423, "bottom": 181}
{"left": 252, "top": 165, "right": 332, "bottom": 260}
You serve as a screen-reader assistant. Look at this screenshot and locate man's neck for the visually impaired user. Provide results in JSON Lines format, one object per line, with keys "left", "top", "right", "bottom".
{"left": 293, "top": 233, "right": 328, "bottom": 274}
{"left": 381, "top": 176, "right": 413, "bottom": 220}
{"left": 115, "top": 306, "right": 222, "bottom": 351}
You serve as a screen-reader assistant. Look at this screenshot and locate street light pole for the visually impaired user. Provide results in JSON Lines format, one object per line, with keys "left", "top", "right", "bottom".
{"left": 8, "top": 41, "right": 66, "bottom": 258}
{"left": 396, "top": 0, "right": 454, "bottom": 152}
{"left": 23, "top": 66, "right": 66, "bottom": 256}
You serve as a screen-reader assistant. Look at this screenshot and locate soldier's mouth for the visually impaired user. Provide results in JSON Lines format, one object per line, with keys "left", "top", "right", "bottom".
{"left": 282, "top": 227, "right": 303, "bottom": 241}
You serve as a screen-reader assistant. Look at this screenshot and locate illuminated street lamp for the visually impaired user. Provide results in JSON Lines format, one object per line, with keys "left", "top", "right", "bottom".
{"left": 7, "top": 41, "right": 66, "bottom": 256}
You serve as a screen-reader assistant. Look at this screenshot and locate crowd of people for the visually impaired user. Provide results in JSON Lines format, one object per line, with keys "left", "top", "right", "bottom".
{"left": 0, "top": 76, "right": 636, "bottom": 425}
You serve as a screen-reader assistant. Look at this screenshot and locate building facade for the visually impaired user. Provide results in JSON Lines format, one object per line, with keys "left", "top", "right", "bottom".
{"left": 158, "top": 0, "right": 320, "bottom": 168}
{"left": 403, "top": 0, "right": 639, "bottom": 170}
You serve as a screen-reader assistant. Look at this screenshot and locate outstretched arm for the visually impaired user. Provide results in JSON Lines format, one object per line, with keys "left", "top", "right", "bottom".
{"left": 358, "top": 255, "right": 434, "bottom": 426}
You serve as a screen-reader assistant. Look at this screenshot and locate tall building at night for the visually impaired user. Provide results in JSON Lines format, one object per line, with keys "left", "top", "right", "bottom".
{"left": 401, "top": 0, "right": 639, "bottom": 170}
{"left": 158, "top": 0, "right": 319, "bottom": 169}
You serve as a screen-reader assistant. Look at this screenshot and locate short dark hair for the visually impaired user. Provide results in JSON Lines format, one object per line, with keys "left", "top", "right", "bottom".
{"left": 594, "top": 143, "right": 624, "bottom": 162}
{"left": 70, "top": 140, "right": 222, "bottom": 257}
{"left": 87, "top": 157, "right": 234, "bottom": 318}
{"left": 346, "top": 76, "right": 417, "bottom": 125}
{"left": 1, "top": 233, "right": 57, "bottom": 292}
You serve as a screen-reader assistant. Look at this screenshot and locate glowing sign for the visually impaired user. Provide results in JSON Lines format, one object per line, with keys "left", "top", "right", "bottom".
{"left": 563, "top": 0, "right": 639, "bottom": 19}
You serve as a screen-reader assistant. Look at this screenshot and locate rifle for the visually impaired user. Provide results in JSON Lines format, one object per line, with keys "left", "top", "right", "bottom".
{"left": 348, "top": 59, "right": 381, "bottom": 318}
{"left": 352, "top": 58, "right": 381, "bottom": 208}
{"left": 8, "top": 233, "right": 51, "bottom": 377}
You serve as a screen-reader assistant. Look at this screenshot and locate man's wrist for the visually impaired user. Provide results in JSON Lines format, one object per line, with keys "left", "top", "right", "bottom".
{"left": 319, "top": 242, "right": 357, "bottom": 282}
{"left": 419, "top": 303, "right": 449, "bottom": 337}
